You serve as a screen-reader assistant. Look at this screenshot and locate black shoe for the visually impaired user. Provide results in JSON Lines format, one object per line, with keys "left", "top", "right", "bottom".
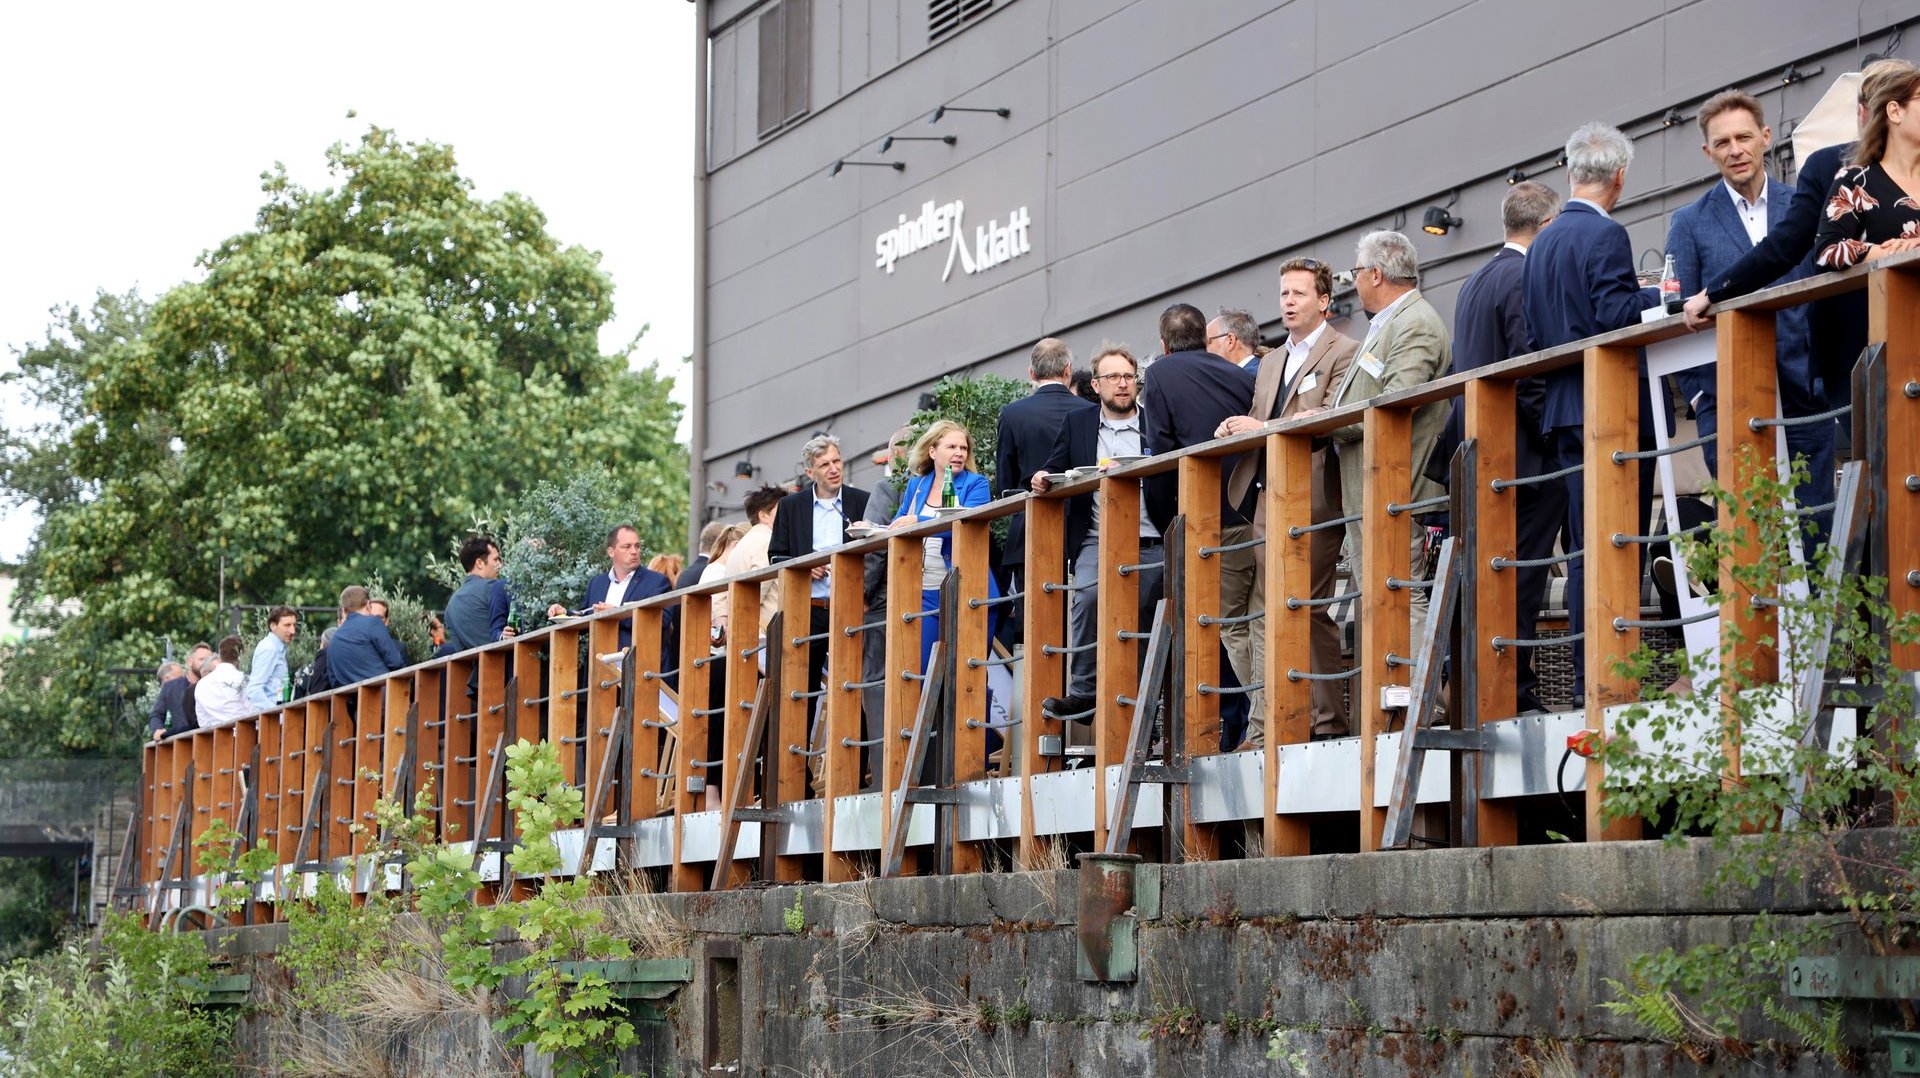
{"left": 1042, "top": 695, "right": 1096, "bottom": 722}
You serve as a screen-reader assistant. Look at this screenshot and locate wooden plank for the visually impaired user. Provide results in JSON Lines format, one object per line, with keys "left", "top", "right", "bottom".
{"left": 1464, "top": 377, "right": 1521, "bottom": 847}
{"left": 1176, "top": 456, "right": 1222, "bottom": 861}
{"left": 327, "top": 695, "right": 355, "bottom": 863}
{"left": 948, "top": 518, "right": 990, "bottom": 876}
{"left": 442, "top": 657, "right": 477, "bottom": 846}
{"left": 352, "top": 685, "right": 383, "bottom": 865}
{"left": 475, "top": 651, "right": 509, "bottom": 847}
{"left": 381, "top": 678, "right": 412, "bottom": 821}
{"left": 1716, "top": 310, "right": 1782, "bottom": 788}
{"left": 512, "top": 636, "right": 545, "bottom": 761}
{"left": 209, "top": 725, "right": 235, "bottom": 836}
{"left": 1871, "top": 263, "right": 1920, "bottom": 672}
{"left": 718, "top": 578, "right": 761, "bottom": 889}
{"left": 191, "top": 730, "right": 214, "bottom": 849}
{"left": 1262, "top": 430, "right": 1316, "bottom": 856}
{"left": 548, "top": 626, "right": 582, "bottom": 790}
{"left": 231, "top": 719, "right": 257, "bottom": 831}
{"left": 772, "top": 566, "right": 812, "bottom": 884}
{"left": 822, "top": 550, "right": 865, "bottom": 883}
{"left": 1581, "top": 343, "right": 1646, "bottom": 842}
{"left": 630, "top": 608, "right": 668, "bottom": 827}
{"left": 1357, "top": 407, "right": 1413, "bottom": 853}
{"left": 585, "top": 618, "right": 620, "bottom": 831}
{"left": 671, "top": 592, "right": 713, "bottom": 892}
{"left": 1018, "top": 495, "right": 1068, "bottom": 869}
{"left": 411, "top": 667, "right": 440, "bottom": 811}
{"left": 1093, "top": 473, "right": 1144, "bottom": 850}
{"left": 882, "top": 533, "right": 922, "bottom": 866}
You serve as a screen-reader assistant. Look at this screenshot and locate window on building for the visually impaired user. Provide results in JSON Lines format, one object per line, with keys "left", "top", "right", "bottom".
{"left": 929, "top": 0, "right": 992, "bottom": 43}
{"left": 756, "top": 0, "right": 810, "bottom": 138}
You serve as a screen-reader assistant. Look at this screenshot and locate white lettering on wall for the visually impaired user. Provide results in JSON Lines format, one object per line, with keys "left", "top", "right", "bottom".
{"left": 874, "top": 199, "right": 1032, "bottom": 281}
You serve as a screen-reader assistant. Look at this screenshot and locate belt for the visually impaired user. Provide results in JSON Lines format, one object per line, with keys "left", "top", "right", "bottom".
{"left": 810, "top": 597, "right": 831, "bottom": 609}
{"left": 1139, "top": 536, "right": 1163, "bottom": 548}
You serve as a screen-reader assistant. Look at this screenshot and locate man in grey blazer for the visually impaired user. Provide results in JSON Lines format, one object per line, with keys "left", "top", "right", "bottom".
{"left": 1220, "top": 257, "right": 1359, "bottom": 740}
{"left": 1324, "top": 231, "right": 1452, "bottom": 652}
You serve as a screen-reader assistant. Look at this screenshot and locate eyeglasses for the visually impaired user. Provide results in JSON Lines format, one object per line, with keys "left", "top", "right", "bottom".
{"left": 1350, "top": 264, "right": 1375, "bottom": 277}
{"left": 1094, "top": 372, "right": 1138, "bottom": 383}
{"left": 1207, "top": 332, "right": 1233, "bottom": 343}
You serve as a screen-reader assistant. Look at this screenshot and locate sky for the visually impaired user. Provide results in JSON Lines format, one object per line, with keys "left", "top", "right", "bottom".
{"left": 0, "top": 1, "right": 697, "bottom": 563}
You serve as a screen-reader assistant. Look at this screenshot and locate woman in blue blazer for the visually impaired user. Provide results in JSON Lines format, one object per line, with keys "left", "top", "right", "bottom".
{"left": 890, "top": 419, "right": 1000, "bottom": 672}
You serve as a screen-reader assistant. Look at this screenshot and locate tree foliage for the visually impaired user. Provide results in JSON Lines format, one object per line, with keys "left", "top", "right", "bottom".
{"left": 0, "top": 128, "right": 685, "bottom": 752}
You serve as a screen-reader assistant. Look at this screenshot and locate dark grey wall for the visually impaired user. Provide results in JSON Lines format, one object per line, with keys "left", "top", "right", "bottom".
{"left": 697, "top": 0, "right": 1920, "bottom": 516}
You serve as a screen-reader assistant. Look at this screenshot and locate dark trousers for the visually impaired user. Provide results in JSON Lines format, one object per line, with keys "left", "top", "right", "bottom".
{"left": 1512, "top": 451, "right": 1569, "bottom": 714}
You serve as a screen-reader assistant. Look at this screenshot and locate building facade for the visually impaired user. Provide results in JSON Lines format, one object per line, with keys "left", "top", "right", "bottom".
{"left": 691, "top": 0, "right": 1920, "bottom": 527}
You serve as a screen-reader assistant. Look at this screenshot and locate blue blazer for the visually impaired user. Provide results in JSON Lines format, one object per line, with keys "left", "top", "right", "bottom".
{"left": 1431, "top": 245, "right": 1553, "bottom": 481}
{"left": 1042, "top": 404, "right": 1104, "bottom": 556}
{"left": 894, "top": 468, "right": 993, "bottom": 574}
{"left": 579, "top": 567, "right": 673, "bottom": 649}
{"left": 1522, "top": 201, "right": 1658, "bottom": 433}
{"left": 1666, "top": 177, "right": 1812, "bottom": 407}
{"left": 1139, "top": 348, "right": 1254, "bottom": 530}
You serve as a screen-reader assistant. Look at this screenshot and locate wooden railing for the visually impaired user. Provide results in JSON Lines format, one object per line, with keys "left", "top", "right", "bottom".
{"left": 134, "top": 254, "right": 1920, "bottom": 918}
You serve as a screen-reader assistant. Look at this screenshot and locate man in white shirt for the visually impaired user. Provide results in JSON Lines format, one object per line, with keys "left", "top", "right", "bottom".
{"left": 196, "top": 636, "right": 252, "bottom": 727}
{"left": 1220, "top": 258, "right": 1359, "bottom": 741}
{"left": 244, "top": 606, "right": 298, "bottom": 710}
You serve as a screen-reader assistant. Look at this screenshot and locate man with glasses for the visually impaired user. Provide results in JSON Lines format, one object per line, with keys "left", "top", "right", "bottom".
{"left": 1220, "top": 257, "right": 1359, "bottom": 741}
{"left": 1032, "top": 344, "right": 1161, "bottom": 720}
{"left": 1207, "top": 308, "right": 1265, "bottom": 376}
{"left": 551, "top": 524, "right": 675, "bottom": 649}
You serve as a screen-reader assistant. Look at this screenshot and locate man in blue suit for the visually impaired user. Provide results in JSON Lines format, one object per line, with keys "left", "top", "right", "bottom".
{"left": 1450, "top": 181, "right": 1563, "bottom": 713}
{"left": 546, "top": 524, "right": 673, "bottom": 649}
{"left": 998, "top": 338, "right": 1096, "bottom": 572}
{"left": 1522, "top": 121, "right": 1663, "bottom": 700}
{"left": 1666, "top": 91, "right": 1829, "bottom": 533}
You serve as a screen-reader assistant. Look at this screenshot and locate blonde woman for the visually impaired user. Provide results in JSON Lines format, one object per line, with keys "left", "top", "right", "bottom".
{"left": 889, "top": 419, "right": 1000, "bottom": 672}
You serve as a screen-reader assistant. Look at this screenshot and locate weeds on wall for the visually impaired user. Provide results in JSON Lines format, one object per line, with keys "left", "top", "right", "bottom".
{"left": 1596, "top": 452, "right": 1919, "bottom": 1064}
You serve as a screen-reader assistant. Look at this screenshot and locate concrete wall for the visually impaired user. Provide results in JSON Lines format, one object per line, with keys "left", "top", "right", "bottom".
{"left": 222, "top": 835, "right": 1898, "bottom": 1075}
{"left": 695, "top": 0, "right": 1920, "bottom": 513}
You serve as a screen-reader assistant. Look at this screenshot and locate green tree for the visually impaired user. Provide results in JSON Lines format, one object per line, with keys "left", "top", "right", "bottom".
{"left": 0, "top": 127, "right": 686, "bottom": 752}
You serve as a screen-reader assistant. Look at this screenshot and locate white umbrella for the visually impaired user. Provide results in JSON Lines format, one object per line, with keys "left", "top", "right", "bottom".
{"left": 1792, "top": 70, "right": 1864, "bottom": 168}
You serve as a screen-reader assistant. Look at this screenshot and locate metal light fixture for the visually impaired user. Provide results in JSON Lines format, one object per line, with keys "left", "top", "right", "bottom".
{"left": 930, "top": 104, "right": 1010, "bottom": 124}
{"left": 1505, "top": 166, "right": 1527, "bottom": 185}
{"left": 881, "top": 134, "right": 957, "bottom": 153}
{"left": 1661, "top": 107, "right": 1684, "bottom": 128}
{"left": 1421, "top": 191, "right": 1462, "bottom": 236}
{"left": 829, "top": 159, "right": 906, "bottom": 178}
{"left": 734, "top": 459, "right": 757, "bottom": 480}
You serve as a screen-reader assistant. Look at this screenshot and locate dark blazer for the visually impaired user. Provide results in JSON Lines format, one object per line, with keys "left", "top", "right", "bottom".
{"left": 149, "top": 676, "right": 194, "bottom": 739}
{"left": 1523, "top": 201, "right": 1658, "bottom": 433}
{"left": 577, "top": 565, "right": 674, "bottom": 650}
{"left": 996, "top": 384, "right": 1095, "bottom": 566}
{"left": 767, "top": 485, "right": 872, "bottom": 564}
{"left": 675, "top": 556, "right": 708, "bottom": 592}
{"left": 1435, "top": 245, "right": 1553, "bottom": 479}
{"left": 1705, "top": 142, "right": 1862, "bottom": 411}
{"left": 1139, "top": 348, "right": 1255, "bottom": 532}
{"left": 1042, "top": 404, "right": 1104, "bottom": 556}
{"left": 1666, "top": 176, "right": 1812, "bottom": 409}
{"left": 327, "top": 611, "right": 407, "bottom": 688}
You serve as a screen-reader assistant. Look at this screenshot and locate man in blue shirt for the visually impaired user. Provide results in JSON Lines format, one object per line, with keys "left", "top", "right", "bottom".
{"left": 244, "top": 605, "right": 298, "bottom": 709}
{"left": 327, "top": 585, "right": 407, "bottom": 688}
{"left": 445, "top": 535, "right": 516, "bottom": 653}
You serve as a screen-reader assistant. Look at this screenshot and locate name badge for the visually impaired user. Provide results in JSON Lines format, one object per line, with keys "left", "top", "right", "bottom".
{"left": 1298, "top": 371, "right": 1318, "bottom": 394}
{"left": 1357, "top": 352, "right": 1385, "bottom": 380}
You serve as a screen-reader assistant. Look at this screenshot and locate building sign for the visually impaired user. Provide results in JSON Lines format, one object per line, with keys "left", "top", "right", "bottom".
{"left": 874, "top": 199, "right": 1032, "bottom": 281}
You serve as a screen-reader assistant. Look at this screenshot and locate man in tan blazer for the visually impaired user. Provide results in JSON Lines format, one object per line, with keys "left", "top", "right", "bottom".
{"left": 1326, "top": 230, "right": 1452, "bottom": 658}
{"left": 1220, "top": 257, "right": 1357, "bottom": 741}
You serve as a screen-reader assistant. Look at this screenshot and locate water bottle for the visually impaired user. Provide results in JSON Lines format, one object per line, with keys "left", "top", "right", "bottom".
{"left": 1660, "top": 253, "right": 1683, "bottom": 315}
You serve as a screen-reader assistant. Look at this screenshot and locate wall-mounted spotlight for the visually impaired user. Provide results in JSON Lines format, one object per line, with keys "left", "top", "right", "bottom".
{"left": 1780, "top": 63, "right": 1807, "bottom": 86}
{"left": 1421, "top": 191, "right": 1462, "bottom": 236}
{"left": 930, "top": 104, "right": 1010, "bottom": 124}
{"left": 1505, "top": 166, "right": 1527, "bottom": 185}
{"left": 1660, "top": 107, "right": 1684, "bottom": 128}
{"left": 1555, "top": 152, "right": 1568, "bottom": 168}
{"left": 881, "top": 134, "right": 957, "bottom": 153}
{"left": 828, "top": 158, "right": 906, "bottom": 178}
{"left": 734, "top": 459, "right": 758, "bottom": 480}
{"left": 916, "top": 392, "right": 938, "bottom": 411}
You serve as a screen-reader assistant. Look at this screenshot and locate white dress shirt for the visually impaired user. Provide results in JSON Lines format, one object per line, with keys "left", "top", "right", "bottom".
{"left": 603, "top": 566, "right": 636, "bottom": 607}
{"left": 1723, "top": 180, "right": 1769, "bottom": 245}
{"left": 1281, "top": 319, "right": 1329, "bottom": 391}
{"left": 196, "top": 662, "right": 251, "bottom": 726}
{"left": 809, "top": 489, "right": 843, "bottom": 598}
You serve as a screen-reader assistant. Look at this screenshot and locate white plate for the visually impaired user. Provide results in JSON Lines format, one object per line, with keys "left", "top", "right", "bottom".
{"left": 1041, "top": 472, "right": 1072, "bottom": 486}
{"left": 1065, "top": 467, "right": 1097, "bottom": 480}
{"left": 845, "top": 522, "right": 879, "bottom": 538}
{"left": 933, "top": 504, "right": 968, "bottom": 517}
{"left": 1104, "top": 454, "right": 1148, "bottom": 467}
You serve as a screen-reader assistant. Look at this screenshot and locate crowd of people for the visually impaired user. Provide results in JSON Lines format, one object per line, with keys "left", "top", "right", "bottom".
{"left": 150, "top": 61, "right": 1916, "bottom": 759}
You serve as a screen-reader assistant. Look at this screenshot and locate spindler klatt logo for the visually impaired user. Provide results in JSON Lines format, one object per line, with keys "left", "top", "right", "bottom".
{"left": 873, "top": 199, "right": 1033, "bottom": 282}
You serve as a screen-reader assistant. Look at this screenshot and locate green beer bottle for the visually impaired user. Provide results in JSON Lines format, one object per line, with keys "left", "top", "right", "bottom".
{"left": 941, "top": 464, "right": 955, "bottom": 507}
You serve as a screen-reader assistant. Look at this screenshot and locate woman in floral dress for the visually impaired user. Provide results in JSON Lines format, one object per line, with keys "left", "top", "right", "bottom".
{"left": 1815, "top": 59, "right": 1920, "bottom": 269}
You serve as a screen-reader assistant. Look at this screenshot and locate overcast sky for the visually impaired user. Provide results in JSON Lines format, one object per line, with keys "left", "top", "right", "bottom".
{"left": 0, "top": 1, "right": 696, "bottom": 563}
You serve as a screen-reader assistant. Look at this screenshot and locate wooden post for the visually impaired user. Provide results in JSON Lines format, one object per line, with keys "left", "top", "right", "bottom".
{"left": 352, "top": 685, "right": 384, "bottom": 866}
{"left": 1093, "top": 474, "right": 1144, "bottom": 850}
{"left": 718, "top": 578, "right": 759, "bottom": 888}
{"left": 671, "top": 592, "right": 713, "bottom": 892}
{"left": 409, "top": 669, "right": 439, "bottom": 810}
{"left": 773, "top": 566, "right": 812, "bottom": 882}
{"left": 1357, "top": 407, "right": 1414, "bottom": 852}
{"left": 1870, "top": 263, "right": 1920, "bottom": 672}
{"left": 442, "top": 657, "right": 477, "bottom": 846}
{"left": 1582, "top": 343, "right": 1645, "bottom": 842}
{"left": 547, "top": 625, "right": 582, "bottom": 790}
{"left": 823, "top": 550, "right": 865, "bottom": 883}
{"left": 1715, "top": 310, "right": 1782, "bottom": 788}
{"left": 585, "top": 617, "right": 621, "bottom": 822}
{"left": 630, "top": 607, "right": 668, "bottom": 828}
{"left": 475, "top": 652, "right": 508, "bottom": 848}
{"left": 1176, "top": 455, "right": 1222, "bottom": 861}
{"left": 1019, "top": 496, "right": 1069, "bottom": 868}
{"left": 327, "top": 694, "right": 355, "bottom": 863}
{"left": 948, "top": 516, "right": 990, "bottom": 875}
{"left": 882, "top": 534, "right": 922, "bottom": 868}
{"left": 1464, "top": 378, "right": 1521, "bottom": 847}
{"left": 1262, "top": 431, "right": 1316, "bottom": 856}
